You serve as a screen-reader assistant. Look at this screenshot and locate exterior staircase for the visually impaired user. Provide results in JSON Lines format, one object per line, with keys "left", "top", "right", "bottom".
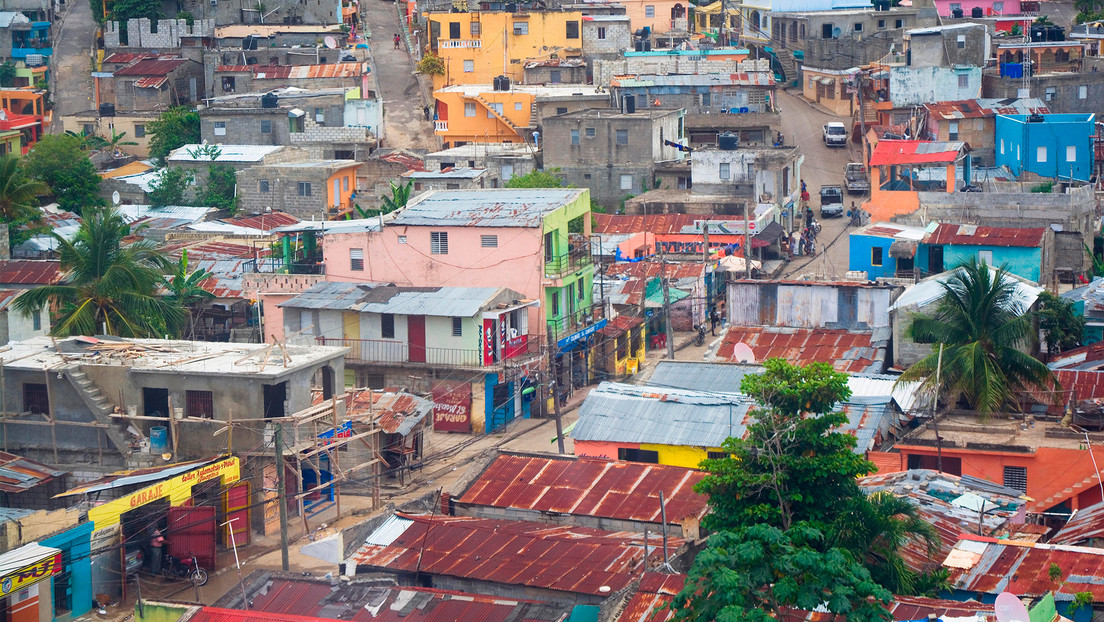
{"left": 65, "top": 367, "right": 134, "bottom": 458}
{"left": 774, "top": 48, "right": 798, "bottom": 86}
{"left": 1033, "top": 474, "right": 1102, "bottom": 513}
{"left": 473, "top": 94, "right": 523, "bottom": 137}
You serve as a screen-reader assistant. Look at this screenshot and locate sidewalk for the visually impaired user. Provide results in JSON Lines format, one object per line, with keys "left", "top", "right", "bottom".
{"left": 362, "top": 3, "right": 437, "bottom": 150}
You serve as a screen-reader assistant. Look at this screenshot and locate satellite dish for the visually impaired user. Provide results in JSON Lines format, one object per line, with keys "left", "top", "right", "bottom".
{"left": 324, "top": 36, "right": 337, "bottom": 49}
{"left": 731, "top": 342, "right": 755, "bottom": 363}
{"left": 995, "top": 592, "right": 1031, "bottom": 622}
{"left": 111, "top": 191, "right": 120, "bottom": 205}
{"left": 832, "top": 26, "right": 842, "bottom": 38}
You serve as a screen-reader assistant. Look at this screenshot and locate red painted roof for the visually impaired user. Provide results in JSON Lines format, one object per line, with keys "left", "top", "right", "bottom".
{"left": 1055, "top": 370, "right": 1104, "bottom": 399}
{"left": 926, "top": 224, "right": 1046, "bottom": 247}
{"left": 923, "top": 99, "right": 1049, "bottom": 120}
{"left": 716, "top": 326, "right": 886, "bottom": 374}
{"left": 457, "top": 454, "right": 708, "bottom": 525}
{"left": 616, "top": 573, "right": 685, "bottom": 622}
{"left": 102, "top": 52, "right": 156, "bottom": 65}
{"left": 947, "top": 538, "right": 1104, "bottom": 600}
{"left": 869, "top": 140, "right": 964, "bottom": 166}
{"left": 236, "top": 579, "right": 567, "bottom": 622}
{"left": 597, "top": 314, "right": 645, "bottom": 338}
{"left": 114, "top": 57, "right": 190, "bottom": 77}
{"left": 349, "top": 514, "right": 683, "bottom": 596}
{"left": 229, "top": 211, "right": 299, "bottom": 230}
{"left": 214, "top": 63, "right": 364, "bottom": 79}
{"left": 0, "top": 260, "right": 60, "bottom": 285}
{"left": 595, "top": 213, "right": 744, "bottom": 235}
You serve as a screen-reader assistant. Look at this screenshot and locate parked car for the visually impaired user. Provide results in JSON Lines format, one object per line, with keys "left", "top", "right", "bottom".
{"left": 820, "top": 185, "right": 844, "bottom": 217}
{"left": 823, "top": 122, "right": 848, "bottom": 147}
{"left": 845, "top": 163, "right": 870, "bottom": 194}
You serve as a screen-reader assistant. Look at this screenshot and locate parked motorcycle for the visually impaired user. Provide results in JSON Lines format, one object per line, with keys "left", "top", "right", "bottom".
{"left": 163, "top": 555, "right": 208, "bottom": 586}
{"left": 694, "top": 324, "right": 706, "bottom": 347}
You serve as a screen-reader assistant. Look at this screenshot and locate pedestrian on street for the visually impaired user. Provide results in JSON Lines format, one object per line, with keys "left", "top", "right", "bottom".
{"left": 709, "top": 307, "right": 719, "bottom": 336}
{"left": 423, "top": 105, "right": 431, "bottom": 121}
{"left": 394, "top": 33, "right": 401, "bottom": 49}
{"left": 150, "top": 529, "right": 165, "bottom": 575}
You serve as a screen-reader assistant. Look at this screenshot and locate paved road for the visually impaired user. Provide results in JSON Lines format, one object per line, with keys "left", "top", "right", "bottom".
{"left": 776, "top": 88, "right": 862, "bottom": 280}
{"left": 50, "top": 0, "right": 97, "bottom": 123}
{"left": 363, "top": 3, "right": 438, "bottom": 150}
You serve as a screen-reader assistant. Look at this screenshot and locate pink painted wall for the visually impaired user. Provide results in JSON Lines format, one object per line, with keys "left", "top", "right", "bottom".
{"left": 324, "top": 227, "right": 548, "bottom": 327}
{"left": 933, "top": 0, "right": 1020, "bottom": 16}
{"left": 574, "top": 439, "right": 636, "bottom": 461}
{"left": 259, "top": 293, "right": 297, "bottom": 343}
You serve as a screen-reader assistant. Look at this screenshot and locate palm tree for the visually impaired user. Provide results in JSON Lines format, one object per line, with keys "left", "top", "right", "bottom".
{"left": 830, "top": 491, "right": 939, "bottom": 595}
{"left": 12, "top": 206, "right": 184, "bottom": 337}
{"left": 899, "top": 259, "right": 1057, "bottom": 420}
{"left": 163, "top": 249, "right": 214, "bottom": 338}
{"left": 0, "top": 154, "right": 48, "bottom": 245}
{"left": 63, "top": 130, "right": 106, "bottom": 151}
{"left": 102, "top": 130, "right": 138, "bottom": 156}
{"left": 354, "top": 179, "right": 414, "bottom": 218}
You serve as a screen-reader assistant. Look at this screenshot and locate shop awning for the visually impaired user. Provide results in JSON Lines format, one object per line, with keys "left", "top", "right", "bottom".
{"left": 0, "top": 543, "right": 62, "bottom": 597}
{"left": 752, "top": 221, "right": 785, "bottom": 248}
{"left": 55, "top": 458, "right": 216, "bottom": 497}
{"left": 889, "top": 239, "right": 918, "bottom": 258}
{"left": 481, "top": 298, "right": 540, "bottom": 319}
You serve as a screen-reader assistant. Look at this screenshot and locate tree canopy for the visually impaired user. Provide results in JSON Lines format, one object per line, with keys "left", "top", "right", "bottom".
{"left": 505, "top": 168, "right": 568, "bottom": 188}
{"left": 0, "top": 154, "right": 48, "bottom": 247}
{"left": 147, "top": 107, "right": 201, "bottom": 162}
{"left": 23, "top": 134, "right": 105, "bottom": 215}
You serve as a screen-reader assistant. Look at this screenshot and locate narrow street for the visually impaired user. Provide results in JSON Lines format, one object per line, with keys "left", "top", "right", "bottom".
{"left": 50, "top": 0, "right": 97, "bottom": 121}
{"left": 363, "top": 4, "right": 438, "bottom": 150}
{"left": 776, "top": 88, "right": 862, "bottom": 280}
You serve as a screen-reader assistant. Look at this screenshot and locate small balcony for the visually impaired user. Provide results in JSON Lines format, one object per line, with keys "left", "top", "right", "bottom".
{"left": 439, "top": 39, "right": 482, "bottom": 49}
{"left": 316, "top": 334, "right": 543, "bottom": 368}
{"left": 544, "top": 247, "right": 592, "bottom": 279}
{"left": 434, "top": 120, "right": 448, "bottom": 132}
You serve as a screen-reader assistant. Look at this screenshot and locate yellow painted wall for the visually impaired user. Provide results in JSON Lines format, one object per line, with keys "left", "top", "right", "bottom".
{"left": 640, "top": 443, "right": 723, "bottom": 469}
{"left": 343, "top": 312, "right": 360, "bottom": 340}
{"left": 434, "top": 88, "right": 534, "bottom": 144}
{"left": 620, "top": 0, "right": 685, "bottom": 33}
{"left": 427, "top": 11, "right": 583, "bottom": 89}
{"left": 0, "top": 508, "right": 81, "bottom": 553}
{"left": 326, "top": 167, "right": 359, "bottom": 216}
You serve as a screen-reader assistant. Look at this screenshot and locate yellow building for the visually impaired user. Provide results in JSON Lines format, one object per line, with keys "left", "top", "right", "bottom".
{"left": 425, "top": 10, "right": 588, "bottom": 89}
{"left": 620, "top": 0, "right": 688, "bottom": 34}
{"left": 433, "top": 83, "right": 604, "bottom": 145}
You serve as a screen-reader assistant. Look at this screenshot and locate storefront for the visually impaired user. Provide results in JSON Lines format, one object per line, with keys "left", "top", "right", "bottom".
{"left": 0, "top": 543, "right": 63, "bottom": 622}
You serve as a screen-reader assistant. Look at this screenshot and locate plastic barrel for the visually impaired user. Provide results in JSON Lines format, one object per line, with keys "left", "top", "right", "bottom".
{"left": 150, "top": 426, "right": 169, "bottom": 453}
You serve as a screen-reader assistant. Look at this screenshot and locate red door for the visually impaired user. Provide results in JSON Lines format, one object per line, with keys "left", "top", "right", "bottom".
{"left": 166, "top": 505, "right": 217, "bottom": 571}
{"left": 224, "top": 481, "right": 251, "bottom": 548}
{"left": 408, "top": 315, "right": 426, "bottom": 363}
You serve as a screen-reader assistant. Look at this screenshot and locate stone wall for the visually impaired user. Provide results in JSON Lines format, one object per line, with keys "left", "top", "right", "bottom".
{"left": 103, "top": 18, "right": 214, "bottom": 48}
{"left": 902, "top": 185, "right": 1096, "bottom": 236}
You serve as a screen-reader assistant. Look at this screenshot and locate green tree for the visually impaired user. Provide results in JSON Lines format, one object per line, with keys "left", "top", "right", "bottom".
{"left": 668, "top": 524, "right": 892, "bottom": 622}
{"left": 23, "top": 134, "right": 105, "bottom": 215}
{"left": 356, "top": 179, "right": 413, "bottom": 217}
{"left": 0, "top": 63, "right": 14, "bottom": 87}
{"left": 0, "top": 154, "right": 48, "bottom": 247}
{"left": 110, "top": 0, "right": 161, "bottom": 24}
{"left": 163, "top": 249, "right": 214, "bottom": 338}
{"left": 695, "top": 359, "right": 872, "bottom": 532}
{"left": 147, "top": 167, "right": 193, "bottom": 208}
{"left": 416, "top": 53, "right": 445, "bottom": 76}
{"left": 12, "top": 206, "right": 183, "bottom": 337}
{"left": 101, "top": 129, "right": 138, "bottom": 155}
{"left": 198, "top": 164, "right": 238, "bottom": 214}
{"left": 147, "top": 106, "right": 200, "bottom": 162}
{"left": 505, "top": 168, "right": 568, "bottom": 188}
{"left": 1038, "top": 291, "right": 1084, "bottom": 356}
{"left": 64, "top": 129, "right": 105, "bottom": 150}
{"left": 830, "top": 491, "right": 940, "bottom": 595}
{"left": 899, "top": 259, "right": 1057, "bottom": 420}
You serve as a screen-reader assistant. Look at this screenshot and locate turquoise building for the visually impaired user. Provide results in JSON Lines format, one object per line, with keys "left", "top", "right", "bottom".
{"left": 994, "top": 113, "right": 1095, "bottom": 182}
{"left": 41, "top": 521, "right": 94, "bottom": 622}
{"left": 916, "top": 224, "right": 1047, "bottom": 282}
{"left": 1061, "top": 277, "right": 1104, "bottom": 345}
{"left": 848, "top": 222, "right": 927, "bottom": 279}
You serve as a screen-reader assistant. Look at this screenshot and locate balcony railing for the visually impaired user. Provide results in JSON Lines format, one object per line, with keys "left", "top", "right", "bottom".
{"left": 544, "top": 248, "right": 592, "bottom": 278}
{"left": 439, "top": 39, "right": 482, "bottom": 48}
{"left": 316, "top": 334, "right": 543, "bottom": 368}
{"left": 434, "top": 120, "right": 448, "bottom": 132}
{"left": 546, "top": 304, "right": 603, "bottom": 341}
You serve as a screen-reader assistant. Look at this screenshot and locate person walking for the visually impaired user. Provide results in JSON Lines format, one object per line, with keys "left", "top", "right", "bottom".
{"left": 150, "top": 529, "right": 165, "bottom": 575}
{"left": 393, "top": 33, "right": 401, "bottom": 49}
{"left": 709, "top": 306, "right": 719, "bottom": 336}
{"left": 423, "top": 105, "right": 431, "bottom": 121}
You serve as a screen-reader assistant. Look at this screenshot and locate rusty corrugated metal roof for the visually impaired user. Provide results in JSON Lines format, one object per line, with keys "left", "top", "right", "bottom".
{"left": 348, "top": 514, "right": 683, "bottom": 596}
{"left": 114, "top": 57, "right": 190, "bottom": 76}
{"left": 0, "top": 260, "right": 60, "bottom": 285}
{"left": 0, "top": 451, "right": 67, "bottom": 494}
{"left": 595, "top": 213, "right": 747, "bottom": 235}
{"left": 717, "top": 326, "right": 887, "bottom": 374}
{"left": 457, "top": 454, "right": 708, "bottom": 525}
{"left": 869, "top": 140, "right": 965, "bottom": 166}
{"left": 1051, "top": 500, "right": 1104, "bottom": 545}
{"left": 946, "top": 535, "right": 1104, "bottom": 601}
{"left": 616, "top": 573, "right": 684, "bottom": 622}
{"left": 926, "top": 224, "right": 1046, "bottom": 247}
{"left": 133, "top": 76, "right": 169, "bottom": 89}
{"left": 229, "top": 211, "right": 299, "bottom": 230}
{"left": 924, "top": 98, "right": 1049, "bottom": 120}
{"left": 596, "top": 315, "right": 644, "bottom": 339}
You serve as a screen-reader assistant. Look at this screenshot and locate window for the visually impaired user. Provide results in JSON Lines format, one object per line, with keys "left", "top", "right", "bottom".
{"left": 381, "top": 313, "right": 395, "bottom": 338}
{"left": 260, "top": 119, "right": 272, "bottom": 134}
{"left": 259, "top": 179, "right": 270, "bottom": 193}
{"left": 470, "top": 21, "right": 481, "bottom": 35}
{"left": 1066, "top": 144, "right": 1078, "bottom": 163}
{"left": 992, "top": 1, "right": 1003, "bottom": 10}
{"left": 513, "top": 21, "right": 528, "bottom": 35}
{"left": 822, "top": 23, "right": 834, "bottom": 38}
{"left": 134, "top": 124, "right": 145, "bottom": 138}
{"left": 214, "top": 121, "right": 226, "bottom": 136}
{"left": 948, "top": 120, "right": 959, "bottom": 140}
{"left": 571, "top": 129, "right": 580, "bottom": 145}
{"left": 1003, "top": 466, "right": 1027, "bottom": 492}
{"left": 616, "top": 129, "right": 628, "bottom": 145}
{"left": 449, "top": 21, "right": 461, "bottom": 38}
{"left": 878, "top": 18, "right": 886, "bottom": 28}
{"left": 464, "top": 102, "right": 477, "bottom": 117}
{"left": 853, "top": 22, "right": 863, "bottom": 32}
{"left": 398, "top": 235, "right": 407, "bottom": 244}
{"left": 556, "top": 107, "right": 568, "bottom": 115}
{"left": 566, "top": 20, "right": 579, "bottom": 38}
{"left": 1080, "top": 85, "right": 1089, "bottom": 99}
{"left": 186, "top": 390, "right": 214, "bottom": 419}
{"left": 707, "top": 451, "right": 730, "bottom": 460}
{"left": 746, "top": 163, "right": 755, "bottom": 179}
{"left": 343, "top": 176, "right": 349, "bottom": 192}
{"left": 719, "top": 162, "right": 730, "bottom": 179}
{"left": 597, "top": 26, "right": 606, "bottom": 39}
{"left": 618, "top": 447, "right": 659, "bottom": 463}
{"left": 957, "top": 74, "right": 969, "bottom": 88}
{"left": 23, "top": 383, "right": 47, "bottom": 414}
{"left": 645, "top": 5, "right": 655, "bottom": 17}
{"left": 463, "top": 59, "right": 474, "bottom": 72}
{"left": 431, "top": 231, "right": 449, "bottom": 254}
{"left": 32, "top": 311, "right": 40, "bottom": 331}
{"left": 620, "top": 174, "right": 633, "bottom": 190}
{"left": 978, "top": 249, "right": 993, "bottom": 264}
{"left": 895, "top": 18, "right": 903, "bottom": 27}
{"left": 501, "top": 164, "right": 514, "bottom": 180}
{"left": 549, "top": 70, "right": 562, "bottom": 83}
{"left": 350, "top": 248, "right": 364, "bottom": 271}
{"left": 1046, "top": 87, "right": 1056, "bottom": 101}
{"left": 315, "top": 108, "right": 325, "bottom": 124}
{"left": 583, "top": 127, "right": 596, "bottom": 139}
{"left": 551, "top": 291, "right": 560, "bottom": 316}
{"left": 515, "top": 102, "right": 523, "bottom": 110}
{"left": 616, "top": 335, "right": 628, "bottom": 359}
{"left": 1037, "top": 145, "right": 1048, "bottom": 163}
{"left": 957, "top": 34, "right": 966, "bottom": 48}
{"left": 297, "top": 182, "right": 312, "bottom": 196}
{"left": 452, "top": 317, "right": 463, "bottom": 336}
{"left": 481, "top": 234, "right": 498, "bottom": 247}
{"left": 871, "top": 246, "right": 884, "bottom": 267}
{"left": 222, "top": 76, "right": 236, "bottom": 92}
{"left": 949, "top": 2, "right": 961, "bottom": 9}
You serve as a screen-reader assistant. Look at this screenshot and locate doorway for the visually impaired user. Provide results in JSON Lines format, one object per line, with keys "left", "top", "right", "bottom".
{"left": 928, "top": 245, "right": 944, "bottom": 274}
{"left": 263, "top": 382, "right": 287, "bottom": 419}
{"left": 408, "top": 316, "right": 426, "bottom": 363}
{"left": 143, "top": 388, "right": 169, "bottom": 418}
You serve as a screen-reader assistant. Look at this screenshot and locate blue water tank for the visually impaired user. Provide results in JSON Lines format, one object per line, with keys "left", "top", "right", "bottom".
{"left": 150, "top": 426, "right": 169, "bottom": 453}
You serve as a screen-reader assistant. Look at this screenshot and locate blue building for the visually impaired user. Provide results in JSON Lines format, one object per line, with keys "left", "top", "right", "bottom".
{"left": 915, "top": 224, "right": 1048, "bottom": 283}
{"left": 1061, "top": 277, "right": 1104, "bottom": 345}
{"left": 40, "top": 522, "right": 94, "bottom": 622}
{"left": 994, "top": 113, "right": 1095, "bottom": 182}
{"left": 848, "top": 222, "right": 927, "bottom": 279}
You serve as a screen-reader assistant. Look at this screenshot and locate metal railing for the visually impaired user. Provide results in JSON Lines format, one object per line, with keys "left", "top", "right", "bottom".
{"left": 434, "top": 120, "right": 448, "bottom": 132}
{"left": 316, "top": 334, "right": 543, "bottom": 368}
{"left": 544, "top": 248, "right": 592, "bottom": 278}
{"left": 546, "top": 304, "right": 603, "bottom": 341}
{"left": 439, "top": 39, "right": 481, "bottom": 48}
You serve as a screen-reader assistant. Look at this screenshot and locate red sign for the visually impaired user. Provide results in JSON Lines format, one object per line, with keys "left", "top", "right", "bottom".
{"left": 433, "top": 380, "right": 472, "bottom": 433}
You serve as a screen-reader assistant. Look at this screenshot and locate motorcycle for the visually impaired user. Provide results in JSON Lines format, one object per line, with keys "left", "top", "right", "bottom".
{"left": 807, "top": 218, "right": 823, "bottom": 236}
{"left": 163, "top": 555, "right": 208, "bottom": 586}
{"left": 694, "top": 324, "right": 706, "bottom": 346}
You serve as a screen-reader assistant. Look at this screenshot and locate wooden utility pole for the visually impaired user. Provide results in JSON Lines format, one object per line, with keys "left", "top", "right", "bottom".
{"left": 547, "top": 328, "right": 566, "bottom": 454}
{"left": 275, "top": 423, "right": 290, "bottom": 571}
{"left": 703, "top": 224, "right": 711, "bottom": 312}
{"left": 743, "top": 203, "right": 753, "bottom": 280}
{"left": 660, "top": 251, "right": 675, "bottom": 359}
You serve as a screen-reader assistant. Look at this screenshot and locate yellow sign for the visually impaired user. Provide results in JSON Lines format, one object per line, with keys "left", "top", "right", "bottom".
{"left": 88, "top": 457, "right": 240, "bottom": 529}
{"left": 0, "top": 551, "right": 61, "bottom": 596}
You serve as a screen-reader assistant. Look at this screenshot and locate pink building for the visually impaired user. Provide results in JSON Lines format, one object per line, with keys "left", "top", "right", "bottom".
{"left": 933, "top": 0, "right": 1020, "bottom": 17}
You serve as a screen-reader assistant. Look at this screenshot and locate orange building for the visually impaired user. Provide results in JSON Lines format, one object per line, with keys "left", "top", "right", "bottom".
{"left": 864, "top": 139, "right": 966, "bottom": 222}
{"left": 433, "top": 83, "right": 604, "bottom": 145}
{"left": 0, "top": 89, "right": 47, "bottom": 154}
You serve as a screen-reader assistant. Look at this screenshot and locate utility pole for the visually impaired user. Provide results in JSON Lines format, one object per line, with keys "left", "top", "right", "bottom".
{"left": 660, "top": 249, "right": 675, "bottom": 359}
{"left": 547, "top": 328, "right": 566, "bottom": 454}
{"left": 702, "top": 224, "right": 711, "bottom": 312}
{"left": 743, "top": 203, "right": 753, "bottom": 280}
{"left": 931, "top": 343, "right": 944, "bottom": 473}
{"left": 275, "top": 423, "right": 290, "bottom": 571}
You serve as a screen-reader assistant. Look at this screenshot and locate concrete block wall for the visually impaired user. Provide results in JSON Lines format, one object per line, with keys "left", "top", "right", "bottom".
{"left": 901, "top": 186, "right": 1095, "bottom": 235}
{"left": 105, "top": 18, "right": 214, "bottom": 48}
{"left": 289, "top": 116, "right": 374, "bottom": 145}
{"left": 592, "top": 58, "right": 770, "bottom": 87}
{"left": 583, "top": 21, "right": 631, "bottom": 57}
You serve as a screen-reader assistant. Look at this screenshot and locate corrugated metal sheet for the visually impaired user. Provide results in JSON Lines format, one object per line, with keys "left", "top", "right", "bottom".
{"left": 348, "top": 514, "right": 683, "bottom": 597}
{"left": 56, "top": 458, "right": 214, "bottom": 497}
{"left": 0, "top": 260, "right": 60, "bottom": 285}
{"left": 0, "top": 289, "right": 17, "bottom": 312}
{"left": 727, "top": 282, "right": 890, "bottom": 329}
{"left": 167, "top": 144, "right": 283, "bottom": 163}
{"left": 0, "top": 451, "right": 67, "bottom": 494}
{"left": 281, "top": 282, "right": 372, "bottom": 311}
{"left": 281, "top": 282, "right": 513, "bottom": 317}
{"left": 572, "top": 382, "right": 752, "bottom": 448}
{"left": 364, "top": 515, "right": 413, "bottom": 546}
{"left": 925, "top": 224, "right": 1046, "bottom": 248}
{"left": 133, "top": 76, "right": 169, "bottom": 88}
{"left": 457, "top": 454, "right": 708, "bottom": 525}
{"left": 615, "top": 573, "right": 685, "bottom": 622}
{"left": 596, "top": 315, "right": 644, "bottom": 339}
{"left": 114, "top": 57, "right": 189, "bottom": 76}
{"left": 595, "top": 213, "right": 746, "bottom": 235}
{"left": 392, "top": 189, "right": 585, "bottom": 228}
{"left": 404, "top": 167, "right": 485, "bottom": 180}
{"left": 924, "top": 98, "right": 1048, "bottom": 120}
{"left": 316, "top": 389, "right": 433, "bottom": 436}
{"left": 869, "top": 140, "right": 965, "bottom": 166}
{"left": 611, "top": 72, "right": 774, "bottom": 88}
{"left": 888, "top": 267, "right": 1043, "bottom": 312}
{"left": 945, "top": 536, "right": 1104, "bottom": 601}
{"left": 1051, "top": 500, "right": 1104, "bottom": 545}
{"left": 716, "top": 326, "right": 888, "bottom": 374}
{"left": 229, "top": 212, "right": 300, "bottom": 230}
